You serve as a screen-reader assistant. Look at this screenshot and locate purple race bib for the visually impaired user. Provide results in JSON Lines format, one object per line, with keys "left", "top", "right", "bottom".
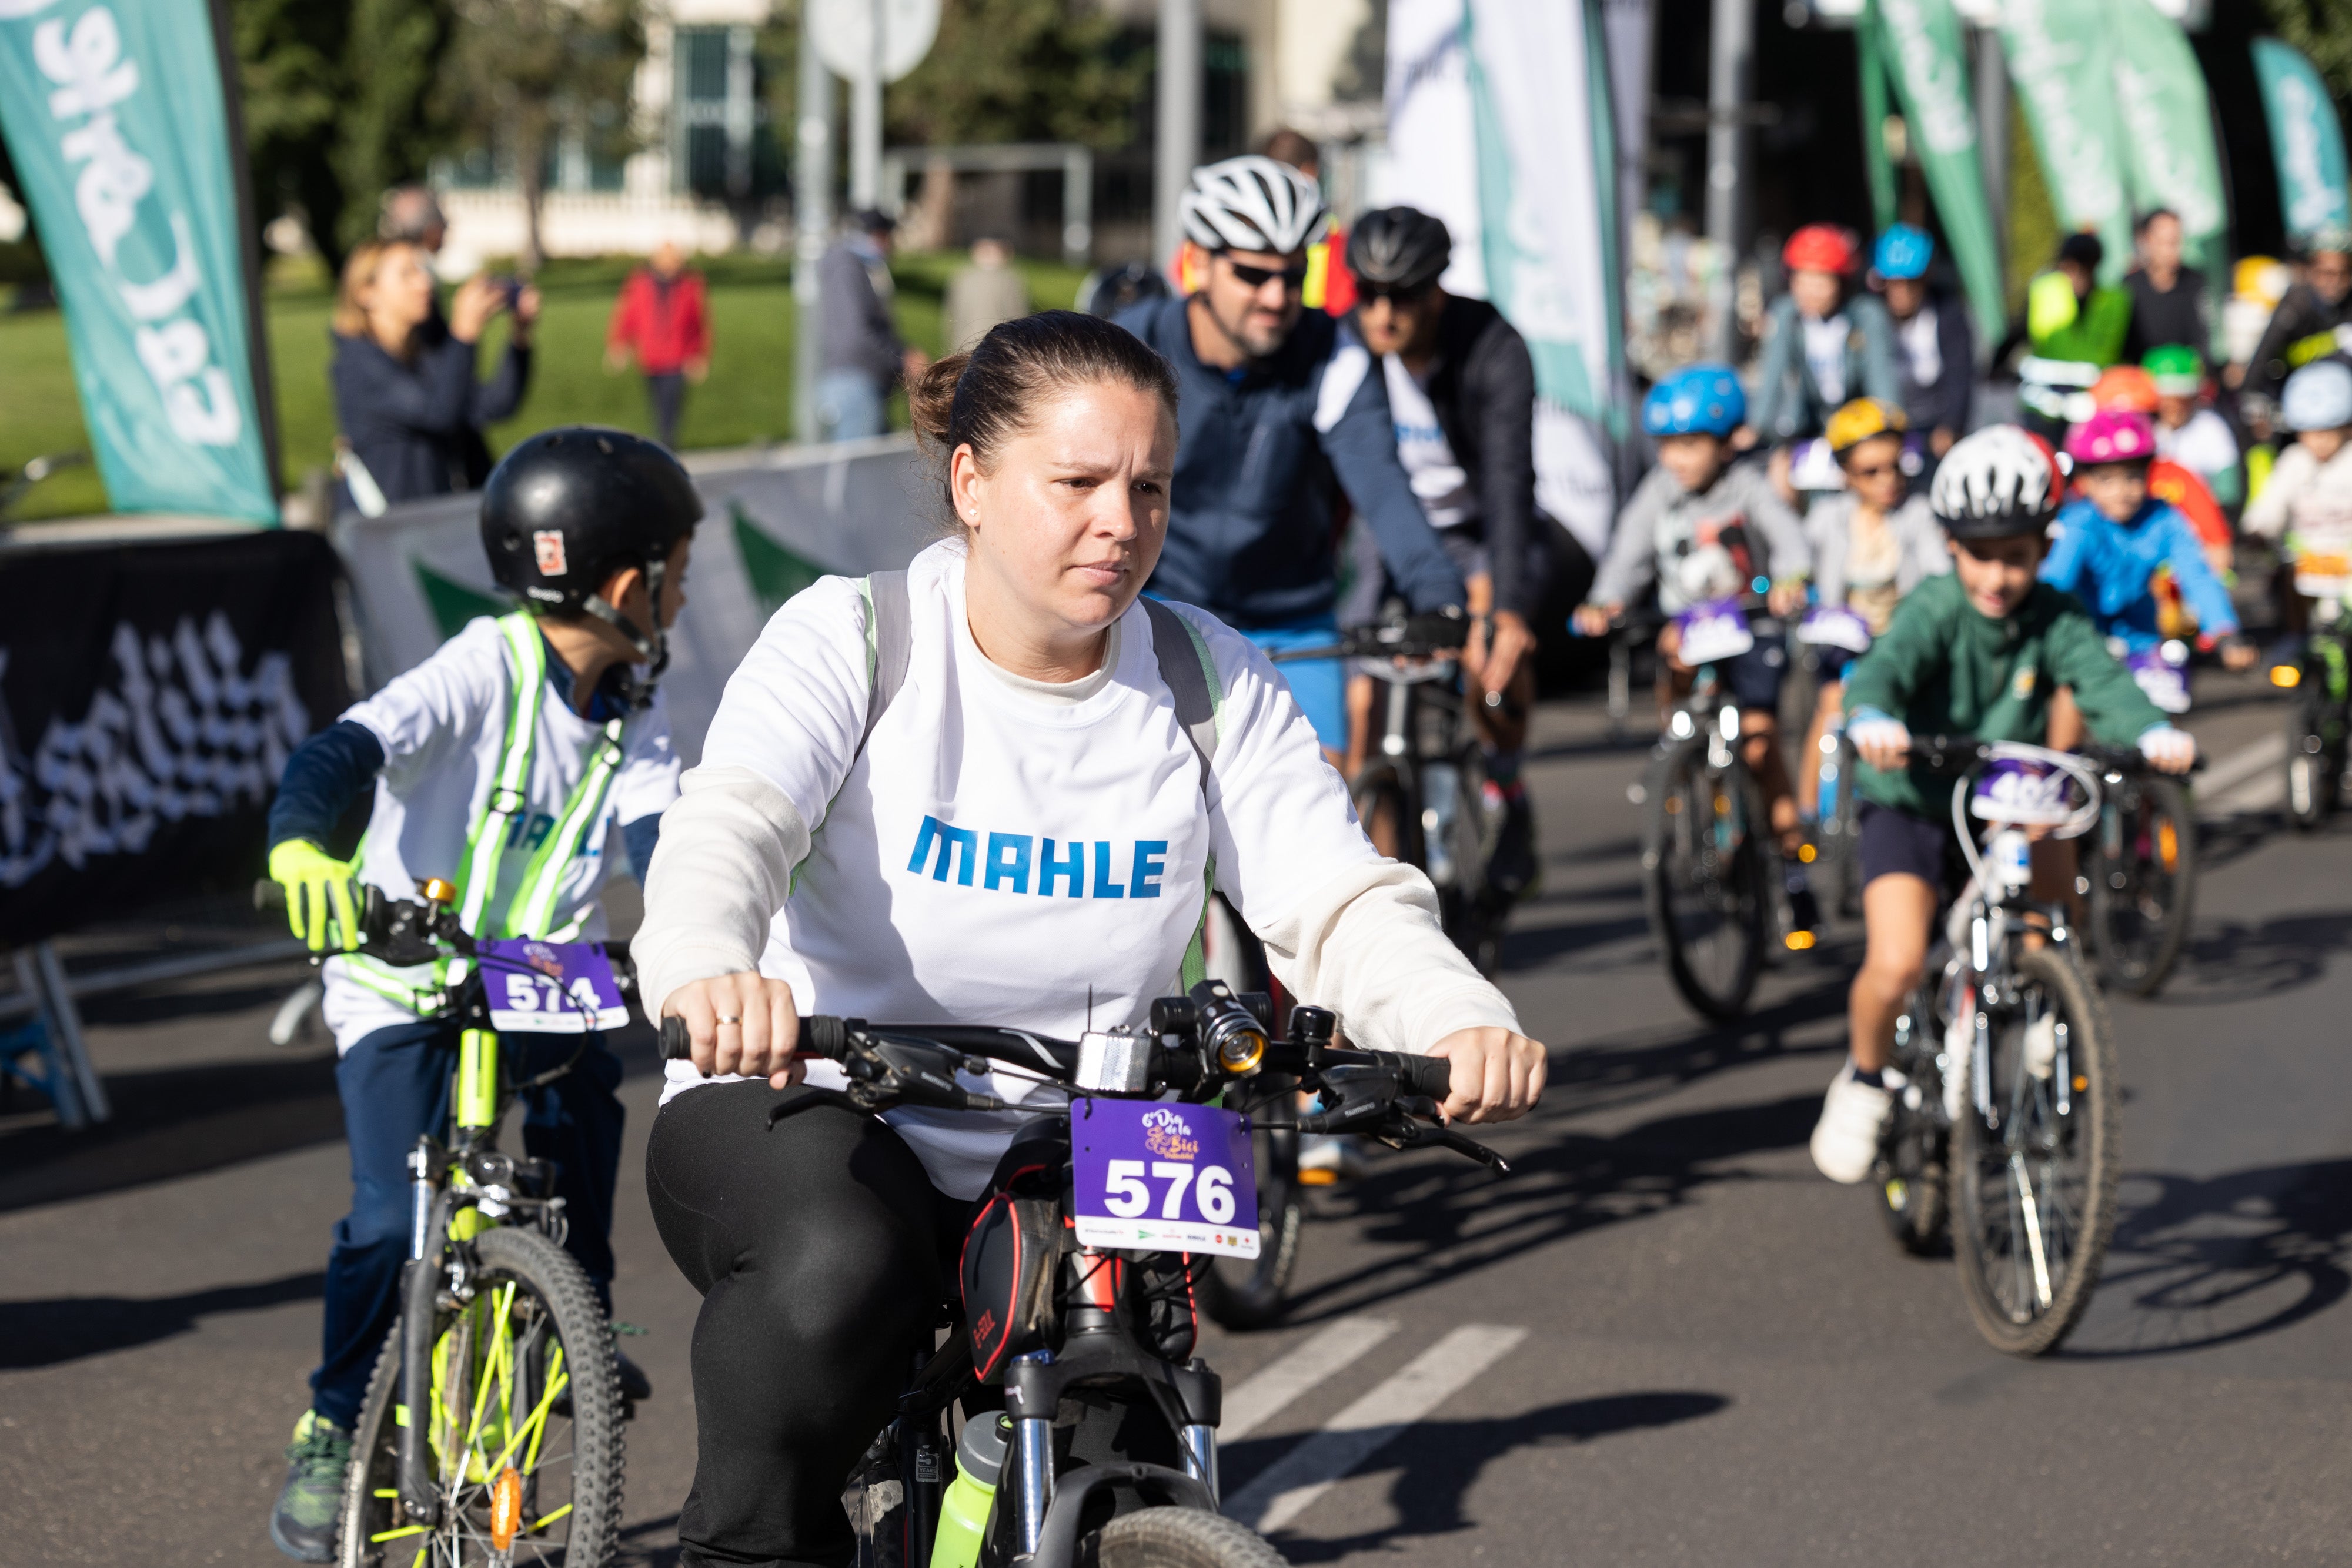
{"left": 1070, "top": 1099, "right": 1260, "bottom": 1259}
{"left": 2127, "top": 646, "right": 2191, "bottom": 715}
{"left": 476, "top": 940, "right": 630, "bottom": 1034}
{"left": 1673, "top": 597, "right": 1755, "bottom": 666}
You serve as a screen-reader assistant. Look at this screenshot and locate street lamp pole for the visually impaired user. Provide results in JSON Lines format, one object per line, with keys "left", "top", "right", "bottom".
{"left": 1705, "top": 0, "right": 1754, "bottom": 359}
{"left": 1154, "top": 0, "right": 1201, "bottom": 272}
{"left": 795, "top": 19, "right": 834, "bottom": 443}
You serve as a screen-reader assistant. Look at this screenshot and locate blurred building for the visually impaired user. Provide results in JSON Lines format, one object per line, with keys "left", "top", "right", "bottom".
{"left": 426, "top": 0, "right": 1381, "bottom": 269}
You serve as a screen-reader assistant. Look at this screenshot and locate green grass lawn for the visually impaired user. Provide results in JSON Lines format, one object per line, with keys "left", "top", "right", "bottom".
{"left": 0, "top": 251, "right": 1087, "bottom": 522}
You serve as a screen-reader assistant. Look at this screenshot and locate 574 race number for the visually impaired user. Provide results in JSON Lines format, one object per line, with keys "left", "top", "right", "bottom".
{"left": 1071, "top": 1099, "right": 1260, "bottom": 1259}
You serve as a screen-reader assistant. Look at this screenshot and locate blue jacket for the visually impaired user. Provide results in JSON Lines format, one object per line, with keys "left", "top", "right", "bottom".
{"left": 1114, "top": 296, "right": 1462, "bottom": 627}
{"left": 2040, "top": 496, "right": 2238, "bottom": 653}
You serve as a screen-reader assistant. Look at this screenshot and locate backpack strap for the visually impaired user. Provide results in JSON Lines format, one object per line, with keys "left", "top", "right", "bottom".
{"left": 1141, "top": 597, "right": 1223, "bottom": 783}
{"left": 858, "top": 570, "right": 913, "bottom": 757}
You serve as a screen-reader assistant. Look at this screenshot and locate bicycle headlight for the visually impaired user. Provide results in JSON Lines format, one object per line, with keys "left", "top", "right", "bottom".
{"left": 420, "top": 876, "right": 457, "bottom": 904}
{"left": 1214, "top": 1024, "right": 1267, "bottom": 1076}
{"left": 2271, "top": 665, "right": 2302, "bottom": 688}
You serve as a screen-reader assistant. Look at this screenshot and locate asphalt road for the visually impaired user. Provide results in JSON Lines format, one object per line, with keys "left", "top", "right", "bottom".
{"left": 6, "top": 676, "right": 2350, "bottom": 1566}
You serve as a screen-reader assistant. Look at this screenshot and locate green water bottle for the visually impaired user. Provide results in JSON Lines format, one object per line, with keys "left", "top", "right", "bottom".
{"left": 929, "top": 1412, "right": 1012, "bottom": 1568}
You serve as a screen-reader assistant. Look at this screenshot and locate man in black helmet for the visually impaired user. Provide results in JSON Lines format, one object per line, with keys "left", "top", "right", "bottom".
{"left": 1344, "top": 204, "right": 1551, "bottom": 900}
{"left": 261, "top": 427, "right": 700, "bottom": 1561}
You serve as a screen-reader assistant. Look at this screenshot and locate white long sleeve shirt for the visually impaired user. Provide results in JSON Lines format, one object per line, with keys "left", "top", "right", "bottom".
{"left": 636, "top": 540, "right": 1521, "bottom": 1196}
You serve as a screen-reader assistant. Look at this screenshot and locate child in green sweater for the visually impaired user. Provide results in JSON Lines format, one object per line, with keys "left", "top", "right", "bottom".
{"left": 1809, "top": 425, "right": 2198, "bottom": 1183}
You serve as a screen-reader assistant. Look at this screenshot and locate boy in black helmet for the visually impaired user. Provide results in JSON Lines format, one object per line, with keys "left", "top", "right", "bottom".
{"left": 264, "top": 427, "right": 699, "bottom": 1561}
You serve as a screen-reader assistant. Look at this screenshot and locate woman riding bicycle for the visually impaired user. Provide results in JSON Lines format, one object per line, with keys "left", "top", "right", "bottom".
{"left": 261, "top": 429, "right": 699, "bottom": 1560}
{"left": 1796, "top": 396, "right": 1948, "bottom": 820}
{"left": 630, "top": 310, "right": 1546, "bottom": 1568}
{"left": 1809, "top": 426, "right": 2195, "bottom": 1184}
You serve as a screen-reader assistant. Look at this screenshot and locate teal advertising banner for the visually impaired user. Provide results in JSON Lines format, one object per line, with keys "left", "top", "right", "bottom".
{"left": 0, "top": 0, "right": 278, "bottom": 521}
{"left": 2000, "top": 0, "right": 2134, "bottom": 284}
{"left": 2251, "top": 35, "right": 2351, "bottom": 244}
{"left": 2106, "top": 0, "right": 2228, "bottom": 290}
{"left": 1867, "top": 0, "right": 2005, "bottom": 355}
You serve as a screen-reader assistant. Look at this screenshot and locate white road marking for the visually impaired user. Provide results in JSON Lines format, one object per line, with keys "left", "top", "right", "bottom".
{"left": 1222, "top": 1323, "right": 1528, "bottom": 1534}
{"left": 1217, "top": 1316, "right": 1398, "bottom": 1442}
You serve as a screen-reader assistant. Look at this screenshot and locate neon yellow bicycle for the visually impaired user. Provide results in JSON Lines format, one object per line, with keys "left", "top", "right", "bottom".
{"left": 316, "top": 879, "right": 632, "bottom": 1568}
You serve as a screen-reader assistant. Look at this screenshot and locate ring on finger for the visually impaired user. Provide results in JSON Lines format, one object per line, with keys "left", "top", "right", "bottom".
{"left": 715, "top": 1014, "right": 743, "bottom": 1026}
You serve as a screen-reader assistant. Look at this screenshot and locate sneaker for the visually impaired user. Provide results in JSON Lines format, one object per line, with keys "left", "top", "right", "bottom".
{"left": 1810, "top": 1066, "right": 1895, "bottom": 1184}
{"left": 1297, "top": 1134, "right": 1367, "bottom": 1186}
{"left": 2023, "top": 1013, "right": 2059, "bottom": 1081}
{"left": 269, "top": 1410, "right": 351, "bottom": 1562}
{"left": 1483, "top": 784, "right": 1540, "bottom": 902}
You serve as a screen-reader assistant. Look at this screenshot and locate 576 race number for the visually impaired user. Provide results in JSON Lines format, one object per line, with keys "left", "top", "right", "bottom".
{"left": 1071, "top": 1099, "right": 1260, "bottom": 1259}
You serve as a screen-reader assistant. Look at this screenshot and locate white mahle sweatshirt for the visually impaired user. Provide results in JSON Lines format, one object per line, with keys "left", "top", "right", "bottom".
{"left": 635, "top": 540, "right": 1520, "bottom": 1196}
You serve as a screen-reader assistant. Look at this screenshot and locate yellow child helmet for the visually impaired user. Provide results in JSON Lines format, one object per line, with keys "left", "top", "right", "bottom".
{"left": 1826, "top": 397, "right": 1908, "bottom": 455}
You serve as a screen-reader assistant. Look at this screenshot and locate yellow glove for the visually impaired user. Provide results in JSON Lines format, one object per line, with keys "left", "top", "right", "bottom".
{"left": 270, "top": 840, "right": 363, "bottom": 953}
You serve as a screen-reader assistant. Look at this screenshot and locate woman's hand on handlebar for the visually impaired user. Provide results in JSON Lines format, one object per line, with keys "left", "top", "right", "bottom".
{"left": 1849, "top": 716, "right": 1912, "bottom": 772}
{"left": 1766, "top": 579, "right": 1808, "bottom": 620}
{"left": 1428, "top": 1027, "right": 1547, "bottom": 1124}
{"left": 1572, "top": 601, "right": 1621, "bottom": 638}
{"left": 663, "top": 973, "right": 806, "bottom": 1088}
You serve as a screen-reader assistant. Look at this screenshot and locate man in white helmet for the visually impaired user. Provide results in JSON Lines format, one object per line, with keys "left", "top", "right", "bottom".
{"left": 1115, "top": 155, "right": 1463, "bottom": 763}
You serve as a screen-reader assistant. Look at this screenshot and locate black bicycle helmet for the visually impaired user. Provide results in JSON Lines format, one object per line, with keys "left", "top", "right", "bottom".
{"left": 1345, "top": 206, "right": 1452, "bottom": 295}
{"left": 1082, "top": 260, "right": 1172, "bottom": 319}
{"left": 479, "top": 426, "right": 704, "bottom": 706}
{"left": 1929, "top": 424, "right": 2064, "bottom": 539}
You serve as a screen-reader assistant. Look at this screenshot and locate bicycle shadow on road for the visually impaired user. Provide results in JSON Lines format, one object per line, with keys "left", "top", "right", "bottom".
{"left": 2060, "top": 1158, "right": 2352, "bottom": 1359}
{"left": 2150, "top": 908, "right": 2352, "bottom": 1006}
{"left": 1225, "top": 1391, "right": 1729, "bottom": 1561}
{"left": 1281, "top": 1089, "right": 1827, "bottom": 1326}
{"left": 0, "top": 1269, "right": 325, "bottom": 1370}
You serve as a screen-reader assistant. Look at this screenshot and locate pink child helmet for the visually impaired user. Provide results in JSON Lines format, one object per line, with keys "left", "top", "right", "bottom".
{"left": 2063, "top": 409, "right": 2157, "bottom": 466}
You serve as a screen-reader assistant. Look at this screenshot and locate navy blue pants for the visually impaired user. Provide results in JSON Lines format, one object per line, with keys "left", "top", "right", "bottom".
{"left": 309, "top": 1020, "right": 626, "bottom": 1430}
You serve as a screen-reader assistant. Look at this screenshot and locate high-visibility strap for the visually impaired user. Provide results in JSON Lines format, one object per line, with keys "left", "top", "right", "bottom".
{"left": 503, "top": 717, "right": 627, "bottom": 938}
{"left": 336, "top": 954, "right": 450, "bottom": 1017}
{"left": 455, "top": 614, "right": 548, "bottom": 938}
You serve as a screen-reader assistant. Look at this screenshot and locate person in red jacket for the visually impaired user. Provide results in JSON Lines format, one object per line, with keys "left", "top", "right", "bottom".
{"left": 606, "top": 240, "right": 711, "bottom": 450}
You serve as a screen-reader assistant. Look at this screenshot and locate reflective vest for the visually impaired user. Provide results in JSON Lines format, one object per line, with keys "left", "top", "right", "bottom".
{"left": 342, "top": 613, "right": 627, "bottom": 1016}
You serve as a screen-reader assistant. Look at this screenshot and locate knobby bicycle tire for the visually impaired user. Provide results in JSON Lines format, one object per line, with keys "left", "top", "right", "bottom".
{"left": 1079, "top": 1506, "right": 1289, "bottom": 1567}
{"left": 1195, "top": 1114, "right": 1304, "bottom": 1330}
{"left": 340, "top": 1225, "right": 625, "bottom": 1567}
{"left": 1641, "top": 737, "right": 1767, "bottom": 1023}
{"left": 2286, "top": 693, "right": 2339, "bottom": 831}
{"left": 1950, "top": 945, "right": 2120, "bottom": 1356}
{"left": 2086, "top": 774, "right": 2197, "bottom": 997}
{"left": 1873, "top": 955, "right": 1952, "bottom": 1256}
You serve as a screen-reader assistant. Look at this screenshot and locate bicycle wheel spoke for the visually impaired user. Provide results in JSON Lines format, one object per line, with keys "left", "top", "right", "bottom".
{"left": 2011, "top": 1152, "right": 2054, "bottom": 1310}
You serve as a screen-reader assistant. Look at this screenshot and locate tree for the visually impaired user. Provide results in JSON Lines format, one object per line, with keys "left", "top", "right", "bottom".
{"left": 231, "top": 0, "right": 451, "bottom": 271}
{"left": 2262, "top": 0, "right": 2352, "bottom": 106}
{"left": 437, "top": 0, "right": 645, "bottom": 270}
{"left": 884, "top": 0, "right": 1141, "bottom": 151}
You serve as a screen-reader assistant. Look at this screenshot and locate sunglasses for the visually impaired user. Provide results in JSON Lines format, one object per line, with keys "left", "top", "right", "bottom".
{"left": 1358, "top": 283, "right": 1436, "bottom": 306}
{"left": 1224, "top": 258, "right": 1309, "bottom": 290}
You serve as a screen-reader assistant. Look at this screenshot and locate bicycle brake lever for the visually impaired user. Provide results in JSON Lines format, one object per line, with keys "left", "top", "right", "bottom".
{"left": 1392, "top": 1118, "right": 1512, "bottom": 1174}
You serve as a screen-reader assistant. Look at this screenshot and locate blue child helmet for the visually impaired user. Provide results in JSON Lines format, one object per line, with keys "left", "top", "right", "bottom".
{"left": 2283, "top": 359, "right": 2352, "bottom": 432}
{"left": 1874, "top": 224, "right": 1934, "bottom": 281}
{"left": 1643, "top": 363, "right": 1748, "bottom": 437}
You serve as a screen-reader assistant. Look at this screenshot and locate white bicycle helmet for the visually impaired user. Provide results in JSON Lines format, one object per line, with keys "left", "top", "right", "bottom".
{"left": 1929, "top": 424, "right": 2064, "bottom": 537}
{"left": 2282, "top": 360, "right": 2352, "bottom": 432}
{"left": 1180, "top": 155, "right": 1328, "bottom": 256}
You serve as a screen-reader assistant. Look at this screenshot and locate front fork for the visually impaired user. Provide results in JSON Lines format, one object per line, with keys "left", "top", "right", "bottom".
{"left": 395, "top": 1026, "right": 504, "bottom": 1520}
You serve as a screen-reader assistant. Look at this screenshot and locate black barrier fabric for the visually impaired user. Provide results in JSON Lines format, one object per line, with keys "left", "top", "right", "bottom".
{"left": 0, "top": 531, "right": 352, "bottom": 946}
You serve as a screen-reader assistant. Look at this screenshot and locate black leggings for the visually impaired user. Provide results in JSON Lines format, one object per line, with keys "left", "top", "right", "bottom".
{"left": 647, "top": 1082, "right": 968, "bottom": 1568}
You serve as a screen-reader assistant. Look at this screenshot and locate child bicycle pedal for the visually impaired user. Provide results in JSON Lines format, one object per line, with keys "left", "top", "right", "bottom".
{"left": 263, "top": 427, "right": 697, "bottom": 1563}
{"left": 1812, "top": 425, "right": 2196, "bottom": 1186}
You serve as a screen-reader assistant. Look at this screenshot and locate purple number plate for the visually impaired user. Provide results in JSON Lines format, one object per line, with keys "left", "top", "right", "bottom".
{"left": 1070, "top": 1098, "right": 1260, "bottom": 1259}
{"left": 476, "top": 940, "right": 630, "bottom": 1034}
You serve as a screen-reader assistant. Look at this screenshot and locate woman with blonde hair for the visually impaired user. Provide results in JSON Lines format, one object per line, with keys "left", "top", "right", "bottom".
{"left": 329, "top": 237, "right": 538, "bottom": 511}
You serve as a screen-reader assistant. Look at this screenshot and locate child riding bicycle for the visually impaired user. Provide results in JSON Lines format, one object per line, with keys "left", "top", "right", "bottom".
{"left": 1810, "top": 425, "right": 2195, "bottom": 1184}
{"left": 2041, "top": 409, "right": 2256, "bottom": 699}
{"left": 1579, "top": 364, "right": 1821, "bottom": 933}
{"left": 2244, "top": 359, "right": 2352, "bottom": 658}
{"left": 262, "top": 427, "right": 700, "bottom": 1561}
{"left": 1796, "top": 396, "right": 1949, "bottom": 819}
